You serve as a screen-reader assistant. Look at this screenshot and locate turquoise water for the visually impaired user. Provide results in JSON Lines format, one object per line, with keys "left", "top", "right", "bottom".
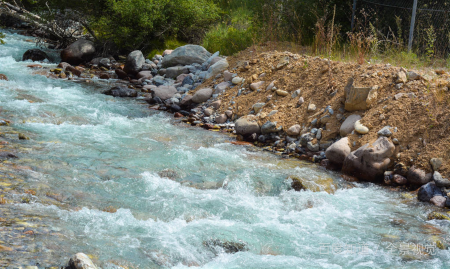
{"left": 0, "top": 31, "right": 449, "bottom": 268}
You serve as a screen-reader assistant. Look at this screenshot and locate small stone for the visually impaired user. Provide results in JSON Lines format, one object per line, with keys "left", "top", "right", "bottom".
{"left": 250, "top": 81, "right": 265, "bottom": 91}
{"left": 418, "top": 182, "right": 443, "bottom": 202}
{"left": 298, "top": 97, "right": 304, "bottom": 105}
{"left": 18, "top": 133, "right": 30, "bottom": 140}
{"left": 307, "top": 141, "right": 319, "bottom": 152}
{"left": 225, "top": 110, "right": 233, "bottom": 118}
{"left": 252, "top": 103, "right": 265, "bottom": 113}
{"left": 223, "top": 71, "right": 234, "bottom": 82}
{"left": 433, "top": 171, "right": 450, "bottom": 188}
{"left": 286, "top": 125, "right": 301, "bottom": 136}
{"left": 232, "top": 77, "right": 243, "bottom": 85}
{"left": 430, "top": 196, "right": 447, "bottom": 208}
{"left": 430, "top": 158, "right": 443, "bottom": 171}
{"left": 216, "top": 114, "right": 227, "bottom": 124}
{"left": 354, "top": 120, "right": 369, "bottom": 135}
{"left": 211, "top": 100, "right": 221, "bottom": 110}
{"left": 396, "top": 71, "right": 407, "bottom": 83}
{"left": 393, "top": 138, "right": 399, "bottom": 145}
{"left": 291, "top": 89, "right": 301, "bottom": 98}
{"left": 204, "top": 108, "right": 213, "bottom": 116}
{"left": 276, "top": 90, "right": 289, "bottom": 96}
{"left": 393, "top": 174, "right": 407, "bottom": 185}
{"left": 307, "top": 104, "right": 316, "bottom": 112}
{"left": 377, "top": 126, "right": 392, "bottom": 137}
{"left": 266, "top": 81, "right": 275, "bottom": 91}
{"left": 407, "top": 71, "right": 420, "bottom": 81}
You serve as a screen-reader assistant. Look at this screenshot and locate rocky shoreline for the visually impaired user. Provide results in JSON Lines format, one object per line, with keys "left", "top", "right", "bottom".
{"left": 22, "top": 39, "right": 449, "bottom": 211}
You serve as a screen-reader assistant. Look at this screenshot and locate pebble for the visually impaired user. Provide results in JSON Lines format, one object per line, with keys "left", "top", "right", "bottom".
{"left": 298, "top": 97, "right": 304, "bottom": 105}
{"left": 354, "top": 120, "right": 369, "bottom": 134}
{"left": 276, "top": 90, "right": 289, "bottom": 96}
{"left": 377, "top": 126, "right": 392, "bottom": 137}
{"left": 307, "top": 103, "right": 316, "bottom": 112}
{"left": 291, "top": 89, "right": 301, "bottom": 98}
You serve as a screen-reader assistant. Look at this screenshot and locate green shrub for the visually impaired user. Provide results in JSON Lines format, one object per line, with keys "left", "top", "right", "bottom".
{"left": 202, "top": 8, "right": 255, "bottom": 55}
{"left": 0, "top": 32, "right": 5, "bottom": 45}
{"left": 147, "top": 38, "right": 187, "bottom": 59}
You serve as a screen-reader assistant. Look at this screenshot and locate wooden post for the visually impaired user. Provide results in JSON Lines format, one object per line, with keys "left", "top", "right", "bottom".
{"left": 408, "top": 0, "right": 418, "bottom": 52}
{"left": 351, "top": 0, "right": 357, "bottom": 30}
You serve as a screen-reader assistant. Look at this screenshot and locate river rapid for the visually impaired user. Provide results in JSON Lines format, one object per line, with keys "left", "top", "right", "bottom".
{"left": 0, "top": 31, "right": 450, "bottom": 269}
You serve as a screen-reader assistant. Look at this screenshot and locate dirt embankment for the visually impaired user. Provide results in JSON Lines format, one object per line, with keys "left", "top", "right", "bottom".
{"left": 196, "top": 45, "right": 450, "bottom": 178}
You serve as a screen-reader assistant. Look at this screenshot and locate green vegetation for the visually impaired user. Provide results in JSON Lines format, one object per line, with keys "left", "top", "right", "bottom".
{"left": 0, "top": 32, "right": 5, "bottom": 45}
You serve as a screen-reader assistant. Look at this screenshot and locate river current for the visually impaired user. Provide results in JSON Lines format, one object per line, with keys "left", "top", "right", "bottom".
{"left": 0, "top": 31, "right": 449, "bottom": 269}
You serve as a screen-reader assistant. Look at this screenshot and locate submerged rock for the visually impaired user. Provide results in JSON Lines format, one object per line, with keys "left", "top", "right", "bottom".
{"left": 203, "top": 239, "right": 248, "bottom": 254}
{"left": 23, "top": 49, "right": 49, "bottom": 62}
{"left": 67, "top": 253, "right": 98, "bottom": 269}
{"left": 103, "top": 86, "right": 137, "bottom": 98}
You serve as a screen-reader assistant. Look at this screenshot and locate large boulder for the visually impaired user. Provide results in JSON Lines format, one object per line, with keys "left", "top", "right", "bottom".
{"left": 161, "top": 45, "right": 211, "bottom": 68}
{"left": 124, "top": 50, "right": 145, "bottom": 75}
{"left": 103, "top": 86, "right": 137, "bottom": 98}
{"left": 342, "top": 137, "right": 395, "bottom": 182}
{"left": 152, "top": 85, "right": 177, "bottom": 100}
{"left": 23, "top": 49, "right": 50, "bottom": 62}
{"left": 61, "top": 39, "right": 95, "bottom": 65}
{"left": 192, "top": 88, "right": 213, "bottom": 103}
{"left": 235, "top": 115, "right": 260, "bottom": 135}
{"left": 340, "top": 114, "right": 361, "bottom": 137}
{"left": 68, "top": 253, "right": 98, "bottom": 269}
{"left": 407, "top": 166, "right": 432, "bottom": 186}
{"left": 325, "top": 137, "right": 351, "bottom": 166}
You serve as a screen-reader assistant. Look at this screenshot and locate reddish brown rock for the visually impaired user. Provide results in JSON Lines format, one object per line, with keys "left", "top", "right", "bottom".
{"left": 115, "top": 69, "right": 128, "bottom": 80}
{"left": 0, "top": 74, "right": 8, "bottom": 81}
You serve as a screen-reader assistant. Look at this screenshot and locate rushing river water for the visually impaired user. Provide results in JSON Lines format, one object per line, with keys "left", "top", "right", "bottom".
{"left": 1, "top": 31, "right": 450, "bottom": 269}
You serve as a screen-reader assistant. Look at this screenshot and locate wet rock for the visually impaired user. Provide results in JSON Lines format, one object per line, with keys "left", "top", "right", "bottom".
{"left": 18, "top": 133, "right": 29, "bottom": 140}
{"left": 136, "top": 71, "right": 153, "bottom": 80}
{"left": 162, "top": 45, "right": 211, "bottom": 68}
{"left": 289, "top": 175, "right": 336, "bottom": 194}
{"left": 68, "top": 252, "right": 98, "bottom": 269}
{"left": 354, "top": 120, "right": 369, "bottom": 134}
{"left": 23, "top": 49, "right": 49, "bottom": 62}
{"left": 433, "top": 171, "right": 450, "bottom": 188}
{"left": 286, "top": 125, "right": 301, "bottom": 136}
{"left": 340, "top": 114, "right": 361, "bottom": 137}
{"left": 428, "top": 211, "right": 450, "bottom": 221}
{"left": 158, "top": 169, "right": 179, "bottom": 179}
{"left": 377, "top": 126, "right": 392, "bottom": 137}
{"left": 430, "top": 196, "right": 447, "bottom": 208}
{"left": 393, "top": 174, "right": 407, "bottom": 185}
{"left": 407, "top": 166, "right": 432, "bottom": 186}
{"left": 152, "top": 85, "right": 177, "bottom": 100}
{"left": 261, "top": 121, "right": 278, "bottom": 134}
{"left": 235, "top": 115, "right": 260, "bottom": 135}
{"left": 203, "top": 239, "right": 248, "bottom": 254}
{"left": 0, "top": 152, "right": 18, "bottom": 159}
{"left": 216, "top": 114, "right": 227, "bottom": 124}
{"left": 250, "top": 81, "right": 265, "bottom": 91}
{"left": 418, "top": 182, "right": 443, "bottom": 202}
{"left": 430, "top": 158, "right": 443, "bottom": 171}
{"left": 61, "top": 39, "right": 95, "bottom": 65}
{"left": 124, "top": 50, "right": 145, "bottom": 75}
{"left": 115, "top": 69, "right": 128, "bottom": 80}
{"left": 103, "top": 86, "right": 137, "bottom": 97}
{"left": 0, "top": 74, "right": 8, "bottom": 81}
{"left": 325, "top": 137, "right": 351, "bottom": 166}
{"left": 192, "top": 88, "right": 213, "bottom": 103}
{"left": 342, "top": 137, "right": 395, "bottom": 182}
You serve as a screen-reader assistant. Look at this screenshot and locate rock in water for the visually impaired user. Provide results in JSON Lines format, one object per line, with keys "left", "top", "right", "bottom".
{"left": 22, "top": 49, "right": 49, "bottom": 62}
{"left": 418, "top": 182, "right": 443, "bottom": 202}
{"left": 0, "top": 74, "right": 8, "bottom": 81}
{"left": 61, "top": 39, "right": 95, "bottom": 65}
{"left": 124, "top": 50, "right": 145, "bottom": 75}
{"left": 342, "top": 137, "right": 395, "bottom": 182}
{"left": 103, "top": 86, "right": 137, "bottom": 97}
{"left": 68, "top": 253, "right": 98, "bottom": 269}
{"left": 325, "top": 137, "right": 351, "bottom": 166}
{"left": 192, "top": 88, "right": 213, "bottom": 103}
{"left": 162, "top": 45, "right": 211, "bottom": 68}
{"left": 235, "top": 115, "right": 260, "bottom": 135}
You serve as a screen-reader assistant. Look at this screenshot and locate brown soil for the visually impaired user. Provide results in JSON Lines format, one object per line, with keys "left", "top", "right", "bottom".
{"left": 196, "top": 44, "right": 450, "bottom": 178}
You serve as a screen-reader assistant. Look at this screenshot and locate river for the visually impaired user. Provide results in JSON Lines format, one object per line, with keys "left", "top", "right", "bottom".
{"left": 0, "top": 30, "right": 449, "bottom": 269}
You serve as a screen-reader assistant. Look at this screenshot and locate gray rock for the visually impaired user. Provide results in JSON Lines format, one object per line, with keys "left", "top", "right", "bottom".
{"left": 407, "top": 166, "right": 432, "bottom": 186}
{"left": 216, "top": 114, "right": 227, "bottom": 124}
{"left": 124, "top": 50, "right": 145, "bottom": 75}
{"left": 215, "top": 82, "right": 231, "bottom": 94}
{"left": 136, "top": 71, "right": 153, "bottom": 80}
{"left": 252, "top": 103, "right": 265, "bottom": 113}
{"left": 286, "top": 124, "right": 301, "bottom": 136}
{"left": 433, "top": 171, "right": 450, "bottom": 188}
{"left": 192, "top": 88, "right": 213, "bottom": 103}
{"left": 182, "top": 75, "right": 195, "bottom": 86}
{"left": 430, "top": 196, "right": 447, "bottom": 208}
{"left": 235, "top": 116, "right": 260, "bottom": 135}
{"left": 316, "top": 129, "right": 322, "bottom": 140}
{"left": 291, "top": 89, "right": 301, "bottom": 98}
{"left": 162, "top": 45, "right": 211, "bottom": 68}
{"left": 418, "top": 182, "right": 443, "bottom": 202}
{"left": 166, "top": 66, "right": 189, "bottom": 79}
{"left": 261, "top": 121, "right": 278, "bottom": 134}
{"left": 68, "top": 253, "right": 98, "bottom": 269}
{"left": 430, "top": 158, "right": 443, "bottom": 171}
{"left": 299, "top": 133, "right": 313, "bottom": 147}
{"left": 377, "top": 126, "right": 393, "bottom": 137}
{"left": 152, "top": 85, "right": 177, "bottom": 100}
{"left": 103, "top": 86, "right": 137, "bottom": 98}
{"left": 340, "top": 114, "right": 361, "bottom": 137}
{"left": 342, "top": 137, "right": 395, "bottom": 182}
{"left": 325, "top": 137, "right": 351, "bottom": 166}
{"left": 23, "top": 49, "right": 50, "bottom": 62}
{"left": 307, "top": 141, "right": 319, "bottom": 152}
{"left": 152, "top": 75, "right": 166, "bottom": 86}
{"left": 206, "top": 59, "right": 229, "bottom": 79}
{"left": 61, "top": 39, "right": 95, "bottom": 65}
{"left": 407, "top": 71, "right": 420, "bottom": 81}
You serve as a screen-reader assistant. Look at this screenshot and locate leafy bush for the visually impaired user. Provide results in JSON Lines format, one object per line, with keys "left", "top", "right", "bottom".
{"left": 0, "top": 32, "right": 5, "bottom": 45}
{"left": 202, "top": 8, "right": 255, "bottom": 55}
{"left": 147, "top": 38, "right": 187, "bottom": 59}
